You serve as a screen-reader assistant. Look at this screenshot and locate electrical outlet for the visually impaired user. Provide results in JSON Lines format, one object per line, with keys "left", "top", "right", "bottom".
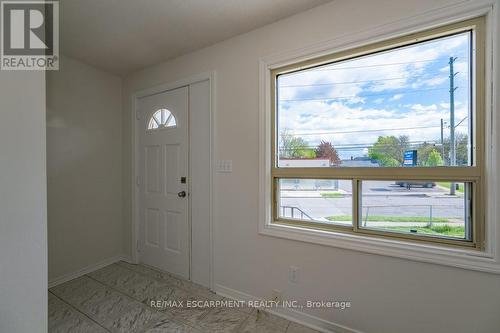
{"left": 271, "top": 289, "right": 283, "bottom": 303}
{"left": 289, "top": 266, "right": 299, "bottom": 283}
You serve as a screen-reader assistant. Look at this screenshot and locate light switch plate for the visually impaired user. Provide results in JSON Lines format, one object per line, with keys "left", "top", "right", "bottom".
{"left": 216, "top": 160, "right": 232, "bottom": 173}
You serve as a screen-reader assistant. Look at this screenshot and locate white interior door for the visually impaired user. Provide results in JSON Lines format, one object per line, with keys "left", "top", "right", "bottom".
{"left": 137, "top": 87, "right": 189, "bottom": 279}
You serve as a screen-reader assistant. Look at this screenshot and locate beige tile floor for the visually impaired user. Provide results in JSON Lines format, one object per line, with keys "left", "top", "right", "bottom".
{"left": 48, "top": 261, "right": 321, "bottom": 333}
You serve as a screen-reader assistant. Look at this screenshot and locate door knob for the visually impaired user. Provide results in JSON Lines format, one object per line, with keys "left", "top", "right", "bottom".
{"left": 177, "top": 191, "right": 187, "bottom": 198}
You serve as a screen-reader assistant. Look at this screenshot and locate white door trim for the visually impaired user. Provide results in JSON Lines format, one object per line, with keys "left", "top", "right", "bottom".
{"left": 131, "top": 71, "right": 216, "bottom": 289}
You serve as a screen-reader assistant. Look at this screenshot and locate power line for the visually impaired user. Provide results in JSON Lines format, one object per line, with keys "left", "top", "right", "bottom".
{"left": 296, "top": 59, "right": 441, "bottom": 73}
{"left": 286, "top": 56, "right": 467, "bottom": 75}
{"left": 454, "top": 116, "right": 468, "bottom": 128}
{"left": 278, "top": 73, "right": 464, "bottom": 88}
{"left": 284, "top": 124, "right": 468, "bottom": 136}
{"left": 279, "top": 76, "right": 414, "bottom": 88}
{"left": 279, "top": 87, "right": 450, "bottom": 102}
{"left": 287, "top": 125, "right": 439, "bottom": 136}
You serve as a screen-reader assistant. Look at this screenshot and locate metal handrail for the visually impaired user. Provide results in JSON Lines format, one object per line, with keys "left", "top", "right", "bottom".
{"left": 281, "top": 206, "right": 314, "bottom": 221}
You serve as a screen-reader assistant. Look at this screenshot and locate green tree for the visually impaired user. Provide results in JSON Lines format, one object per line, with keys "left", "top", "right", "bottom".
{"left": 315, "top": 141, "right": 341, "bottom": 165}
{"left": 417, "top": 142, "right": 438, "bottom": 166}
{"left": 379, "top": 157, "right": 401, "bottom": 167}
{"left": 443, "top": 133, "right": 469, "bottom": 166}
{"left": 300, "top": 147, "right": 317, "bottom": 158}
{"left": 425, "top": 149, "right": 444, "bottom": 166}
{"left": 279, "top": 129, "right": 316, "bottom": 158}
{"left": 368, "top": 135, "right": 409, "bottom": 166}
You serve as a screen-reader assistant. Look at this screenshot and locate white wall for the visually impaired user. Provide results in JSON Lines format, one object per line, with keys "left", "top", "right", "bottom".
{"left": 47, "top": 55, "right": 123, "bottom": 282}
{"left": 0, "top": 71, "right": 47, "bottom": 332}
{"left": 123, "top": 0, "right": 500, "bottom": 332}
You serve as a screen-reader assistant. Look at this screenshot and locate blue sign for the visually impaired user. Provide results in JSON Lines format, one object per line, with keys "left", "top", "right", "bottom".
{"left": 403, "top": 150, "right": 417, "bottom": 166}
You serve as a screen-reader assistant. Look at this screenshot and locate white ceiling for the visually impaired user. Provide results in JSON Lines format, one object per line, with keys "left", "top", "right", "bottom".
{"left": 60, "top": 0, "right": 333, "bottom": 75}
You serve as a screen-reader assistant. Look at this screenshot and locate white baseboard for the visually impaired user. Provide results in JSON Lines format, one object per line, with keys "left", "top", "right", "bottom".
{"left": 214, "top": 284, "right": 363, "bottom": 333}
{"left": 48, "top": 255, "right": 132, "bottom": 288}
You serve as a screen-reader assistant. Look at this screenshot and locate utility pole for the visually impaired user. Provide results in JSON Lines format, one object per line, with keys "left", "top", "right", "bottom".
{"left": 440, "top": 118, "right": 444, "bottom": 159}
{"left": 449, "top": 57, "right": 458, "bottom": 195}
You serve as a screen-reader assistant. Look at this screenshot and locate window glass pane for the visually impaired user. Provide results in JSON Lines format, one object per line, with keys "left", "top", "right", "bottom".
{"left": 278, "top": 179, "right": 352, "bottom": 226}
{"left": 359, "top": 180, "right": 471, "bottom": 240}
{"left": 277, "top": 32, "right": 473, "bottom": 168}
{"left": 148, "top": 109, "right": 177, "bottom": 130}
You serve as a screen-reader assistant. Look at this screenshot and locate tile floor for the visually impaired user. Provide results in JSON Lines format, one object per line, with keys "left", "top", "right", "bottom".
{"left": 48, "top": 261, "right": 321, "bottom": 333}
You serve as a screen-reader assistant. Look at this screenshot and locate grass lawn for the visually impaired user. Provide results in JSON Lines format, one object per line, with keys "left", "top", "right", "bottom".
{"left": 381, "top": 225, "right": 465, "bottom": 238}
{"left": 320, "top": 192, "right": 344, "bottom": 198}
{"left": 327, "top": 215, "right": 450, "bottom": 223}
{"left": 437, "top": 182, "right": 464, "bottom": 193}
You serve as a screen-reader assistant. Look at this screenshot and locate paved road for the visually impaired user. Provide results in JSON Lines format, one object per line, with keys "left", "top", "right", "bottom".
{"left": 280, "top": 180, "right": 465, "bottom": 222}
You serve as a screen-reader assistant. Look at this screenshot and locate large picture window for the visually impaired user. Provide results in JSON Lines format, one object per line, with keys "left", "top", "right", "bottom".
{"left": 271, "top": 17, "right": 485, "bottom": 248}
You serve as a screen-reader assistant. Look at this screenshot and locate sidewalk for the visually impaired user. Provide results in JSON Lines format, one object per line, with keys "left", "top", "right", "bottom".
{"left": 281, "top": 190, "right": 463, "bottom": 198}
{"left": 329, "top": 221, "right": 464, "bottom": 227}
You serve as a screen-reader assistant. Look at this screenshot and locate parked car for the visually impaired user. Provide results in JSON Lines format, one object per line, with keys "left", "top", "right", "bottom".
{"left": 395, "top": 181, "right": 436, "bottom": 188}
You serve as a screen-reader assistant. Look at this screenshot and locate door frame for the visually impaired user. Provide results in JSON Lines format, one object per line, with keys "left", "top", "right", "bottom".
{"left": 131, "top": 71, "right": 215, "bottom": 290}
